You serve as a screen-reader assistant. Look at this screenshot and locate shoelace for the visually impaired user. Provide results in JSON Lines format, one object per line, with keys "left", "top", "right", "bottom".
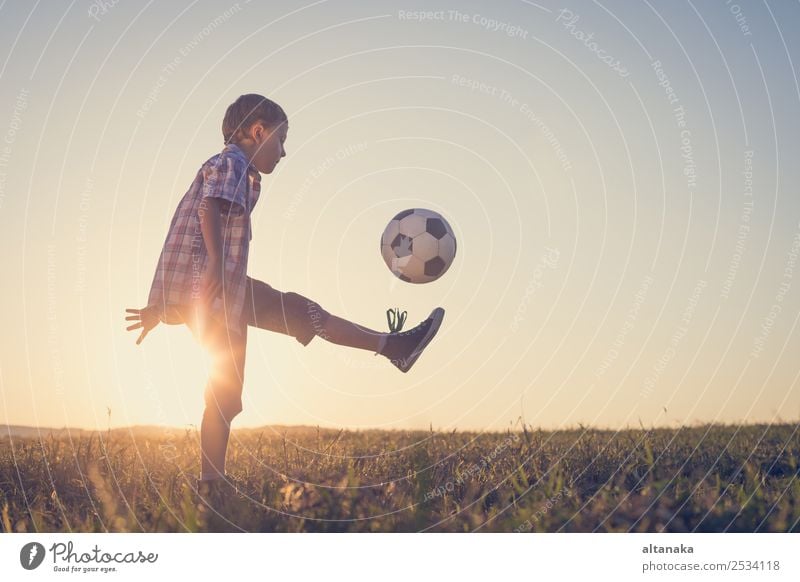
{"left": 386, "top": 308, "right": 407, "bottom": 332}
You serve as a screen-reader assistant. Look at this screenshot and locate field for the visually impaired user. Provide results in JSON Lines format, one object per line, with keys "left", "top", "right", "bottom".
{"left": 1, "top": 423, "right": 798, "bottom": 532}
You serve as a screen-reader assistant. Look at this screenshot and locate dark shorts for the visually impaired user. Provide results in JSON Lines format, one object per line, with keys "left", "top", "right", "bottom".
{"left": 241, "top": 277, "right": 331, "bottom": 347}
{"left": 179, "top": 277, "right": 331, "bottom": 422}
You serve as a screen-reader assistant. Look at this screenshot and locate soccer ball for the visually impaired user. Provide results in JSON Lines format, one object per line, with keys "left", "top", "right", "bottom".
{"left": 380, "top": 208, "right": 457, "bottom": 284}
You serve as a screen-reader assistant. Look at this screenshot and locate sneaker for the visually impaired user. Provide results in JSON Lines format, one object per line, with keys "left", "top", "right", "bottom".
{"left": 376, "top": 307, "right": 445, "bottom": 373}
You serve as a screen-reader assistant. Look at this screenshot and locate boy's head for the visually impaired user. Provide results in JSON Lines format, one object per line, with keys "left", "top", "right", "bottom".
{"left": 223, "top": 94, "right": 288, "bottom": 174}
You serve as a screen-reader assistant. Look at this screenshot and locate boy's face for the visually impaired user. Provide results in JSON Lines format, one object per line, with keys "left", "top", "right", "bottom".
{"left": 247, "top": 120, "right": 288, "bottom": 174}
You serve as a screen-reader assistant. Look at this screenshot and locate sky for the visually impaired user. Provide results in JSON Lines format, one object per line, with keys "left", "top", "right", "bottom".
{"left": 0, "top": 0, "right": 798, "bottom": 432}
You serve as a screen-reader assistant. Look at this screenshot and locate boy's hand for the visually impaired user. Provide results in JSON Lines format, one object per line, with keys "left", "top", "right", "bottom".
{"left": 125, "top": 305, "right": 160, "bottom": 345}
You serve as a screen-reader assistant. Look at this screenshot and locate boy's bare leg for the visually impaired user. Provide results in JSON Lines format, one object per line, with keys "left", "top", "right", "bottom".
{"left": 197, "top": 317, "right": 247, "bottom": 482}
{"left": 318, "top": 314, "right": 384, "bottom": 352}
{"left": 244, "top": 277, "right": 443, "bottom": 372}
{"left": 244, "top": 278, "right": 387, "bottom": 352}
{"left": 200, "top": 407, "right": 230, "bottom": 481}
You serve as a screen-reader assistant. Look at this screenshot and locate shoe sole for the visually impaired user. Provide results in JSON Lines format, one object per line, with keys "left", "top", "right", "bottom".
{"left": 395, "top": 307, "right": 445, "bottom": 373}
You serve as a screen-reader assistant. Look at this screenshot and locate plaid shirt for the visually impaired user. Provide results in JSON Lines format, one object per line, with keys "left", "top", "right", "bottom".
{"left": 146, "top": 143, "right": 261, "bottom": 336}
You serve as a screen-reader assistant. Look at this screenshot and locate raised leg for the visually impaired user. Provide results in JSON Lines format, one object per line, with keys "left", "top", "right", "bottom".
{"left": 316, "top": 314, "right": 384, "bottom": 352}
{"left": 244, "top": 277, "right": 386, "bottom": 352}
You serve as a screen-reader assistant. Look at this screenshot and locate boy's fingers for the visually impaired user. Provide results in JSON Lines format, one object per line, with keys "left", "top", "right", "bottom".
{"left": 136, "top": 329, "right": 148, "bottom": 345}
{"left": 125, "top": 315, "right": 140, "bottom": 321}
{"left": 125, "top": 308, "right": 141, "bottom": 314}
{"left": 127, "top": 322, "right": 143, "bottom": 331}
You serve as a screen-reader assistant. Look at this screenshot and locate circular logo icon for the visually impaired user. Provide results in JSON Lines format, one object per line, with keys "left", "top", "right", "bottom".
{"left": 20, "top": 542, "right": 46, "bottom": 570}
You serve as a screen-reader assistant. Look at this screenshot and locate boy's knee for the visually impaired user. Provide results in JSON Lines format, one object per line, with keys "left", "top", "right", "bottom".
{"left": 284, "top": 292, "right": 331, "bottom": 346}
{"left": 203, "top": 381, "right": 243, "bottom": 424}
{"left": 203, "top": 396, "right": 242, "bottom": 425}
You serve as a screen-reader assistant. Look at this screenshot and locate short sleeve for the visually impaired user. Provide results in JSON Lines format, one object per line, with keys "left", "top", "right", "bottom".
{"left": 200, "top": 154, "right": 248, "bottom": 217}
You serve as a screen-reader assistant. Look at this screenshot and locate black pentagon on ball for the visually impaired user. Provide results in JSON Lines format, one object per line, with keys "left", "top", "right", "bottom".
{"left": 391, "top": 233, "right": 413, "bottom": 256}
{"left": 393, "top": 208, "right": 416, "bottom": 221}
{"left": 398, "top": 272, "right": 412, "bottom": 282}
{"left": 426, "top": 217, "right": 447, "bottom": 239}
{"left": 424, "top": 256, "right": 446, "bottom": 277}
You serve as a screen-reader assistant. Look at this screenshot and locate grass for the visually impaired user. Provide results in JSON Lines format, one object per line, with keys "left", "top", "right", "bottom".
{"left": 0, "top": 422, "right": 798, "bottom": 532}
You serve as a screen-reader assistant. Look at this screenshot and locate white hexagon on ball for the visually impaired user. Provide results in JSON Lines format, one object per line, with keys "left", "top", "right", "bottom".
{"left": 399, "top": 213, "right": 427, "bottom": 238}
{"left": 413, "top": 231, "right": 439, "bottom": 262}
{"left": 438, "top": 233, "right": 456, "bottom": 264}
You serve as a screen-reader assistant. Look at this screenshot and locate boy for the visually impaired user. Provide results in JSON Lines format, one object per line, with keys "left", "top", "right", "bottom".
{"left": 125, "top": 94, "right": 444, "bottom": 491}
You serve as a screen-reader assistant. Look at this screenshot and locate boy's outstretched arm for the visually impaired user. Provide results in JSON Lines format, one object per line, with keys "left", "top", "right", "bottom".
{"left": 198, "top": 196, "right": 224, "bottom": 309}
{"left": 126, "top": 197, "right": 226, "bottom": 345}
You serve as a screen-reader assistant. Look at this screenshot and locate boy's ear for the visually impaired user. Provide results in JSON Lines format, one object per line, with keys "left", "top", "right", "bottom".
{"left": 248, "top": 123, "right": 262, "bottom": 143}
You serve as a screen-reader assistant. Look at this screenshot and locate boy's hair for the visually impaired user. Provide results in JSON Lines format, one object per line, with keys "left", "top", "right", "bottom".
{"left": 222, "top": 94, "right": 287, "bottom": 145}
